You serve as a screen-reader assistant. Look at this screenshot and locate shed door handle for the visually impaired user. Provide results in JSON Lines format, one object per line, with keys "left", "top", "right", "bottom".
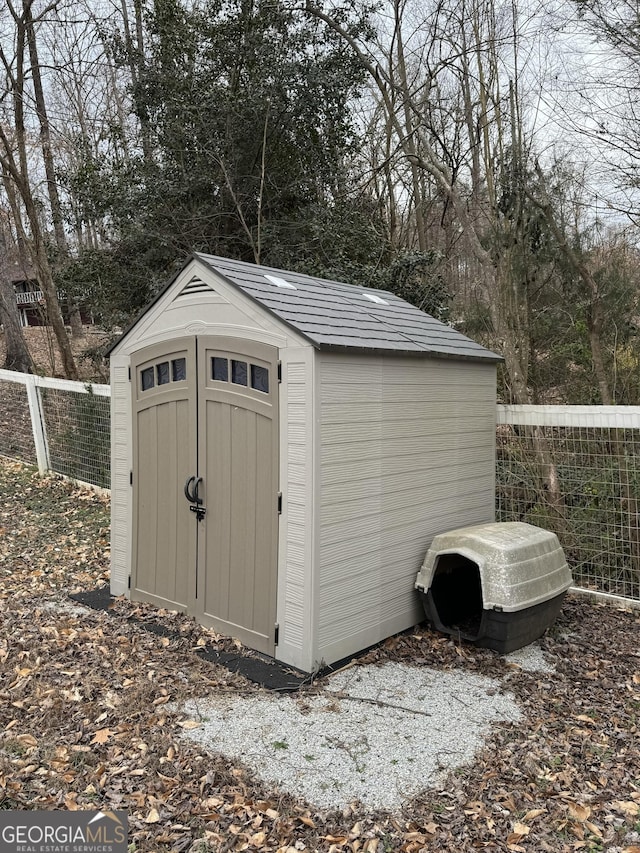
{"left": 186, "top": 476, "right": 205, "bottom": 521}
{"left": 184, "top": 475, "right": 204, "bottom": 506}
{"left": 184, "top": 475, "right": 197, "bottom": 503}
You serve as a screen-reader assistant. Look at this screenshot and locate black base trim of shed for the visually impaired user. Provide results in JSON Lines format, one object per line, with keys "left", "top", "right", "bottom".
{"left": 69, "top": 588, "right": 308, "bottom": 691}
{"left": 419, "top": 589, "right": 568, "bottom": 654}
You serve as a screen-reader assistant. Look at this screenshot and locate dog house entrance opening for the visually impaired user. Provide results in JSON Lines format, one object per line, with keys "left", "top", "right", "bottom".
{"left": 430, "top": 554, "right": 483, "bottom": 639}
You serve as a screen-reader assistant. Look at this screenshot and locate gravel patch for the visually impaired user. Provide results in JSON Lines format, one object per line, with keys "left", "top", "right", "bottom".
{"left": 504, "top": 642, "right": 556, "bottom": 673}
{"left": 177, "top": 661, "right": 522, "bottom": 811}
{"left": 42, "top": 599, "right": 97, "bottom": 619}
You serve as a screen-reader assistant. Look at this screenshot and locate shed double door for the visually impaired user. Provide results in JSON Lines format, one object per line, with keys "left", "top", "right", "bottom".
{"left": 130, "top": 336, "right": 279, "bottom": 654}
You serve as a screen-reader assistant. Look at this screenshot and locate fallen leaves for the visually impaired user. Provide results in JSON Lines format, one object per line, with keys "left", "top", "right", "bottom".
{"left": 14, "top": 733, "right": 38, "bottom": 749}
{"left": 522, "top": 808, "right": 546, "bottom": 822}
{"left": 506, "top": 821, "right": 530, "bottom": 848}
{"left": 1, "top": 460, "right": 640, "bottom": 852}
{"left": 614, "top": 801, "right": 640, "bottom": 816}
{"left": 177, "top": 719, "right": 201, "bottom": 730}
{"left": 91, "top": 728, "right": 113, "bottom": 745}
{"left": 567, "top": 801, "right": 591, "bottom": 822}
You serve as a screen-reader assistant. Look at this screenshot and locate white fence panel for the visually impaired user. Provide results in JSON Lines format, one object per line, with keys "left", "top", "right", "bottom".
{"left": 496, "top": 405, "right": 640, "bottom": 604}
{"left": 0, "top": 374, "right": 639, "bottom": 605}
{"left": 0, "top": 369, "right": 110, "bottom": 488}
{"left": 497, "top": 404, "right": 640, "bottom": 429}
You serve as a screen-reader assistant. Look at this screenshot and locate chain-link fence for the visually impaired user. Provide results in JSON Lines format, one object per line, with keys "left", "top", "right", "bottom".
{"left": 0, "top": 369, "right": 110, "bottom": 489}
{"left": 497, "top": 406, "right": 640, "bottom": 601}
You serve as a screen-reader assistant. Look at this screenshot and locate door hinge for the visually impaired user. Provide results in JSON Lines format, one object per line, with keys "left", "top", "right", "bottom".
{"left": 128, "top": 366, "right": 131, "bottom": 381}
{"left": 277, "top": 362, "right": 282, "bottom": 383}
{"left": 130, "top": 471, "right": 133, "bottom": 485}
{"left": 274, "top": 623, "right": 279, "bottom": 646}
{"left": 128, "top": 576, "right": 131, "bottom": 589}
{"left": 277, "top": 492, "right": 282, "bottom": 514}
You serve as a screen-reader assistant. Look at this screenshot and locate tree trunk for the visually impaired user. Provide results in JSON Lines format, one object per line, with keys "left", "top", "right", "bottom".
{"left": 29, "top": 227, "right": 78, "bottom": 379}
{"left": 25, "top": 6, "right": 87, "bottom": 339}
{"left": 392, "top": 0, "right": 428, "bottom": 252}
{"left": 0, "top": 283, "right": 33, "bottom": 373}
{"left": 121, "top": 0, "right": 154, "bottom": 164}
{"left": 531, "top": 162, "right": 615, "bottom": 407}
{"left": 0, "top": 225, "right": 33, "bottom": 373}
{"left": 0, "top": 172, "right": 78, "bottom": 379}
{"left": 586, "top": 301, "right": 613, "bottom": 405}
{"left": 0, "top": 1, "right": 78, "bottom": 380}
{"left": 25, "top": 7, "right": 67, "bottom": 253}
{"left": 69, "top": 304, "right": 83, "bottom": 337}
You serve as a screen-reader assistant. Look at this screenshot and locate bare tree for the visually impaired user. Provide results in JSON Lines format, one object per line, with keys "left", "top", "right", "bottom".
{"left": 0, "top": 212, "right": 33, "bottom": 373}
{"left": 24, "top": 0, "right": 84, "bottom": 336}
{"left": 0, "top": 0, "right": 78, "bottom": 378}
{"left": 304, "top": 0, "right": 542, "bottom": 402}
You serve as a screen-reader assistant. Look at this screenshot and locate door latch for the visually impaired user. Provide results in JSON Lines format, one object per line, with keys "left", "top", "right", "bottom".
{"left": 185, "top": 475, "right": 206, "bottom": 520}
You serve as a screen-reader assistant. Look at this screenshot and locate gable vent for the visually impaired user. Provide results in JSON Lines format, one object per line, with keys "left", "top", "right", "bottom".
{"left": 175, "top": 276, "right": 214, "bottom": 299}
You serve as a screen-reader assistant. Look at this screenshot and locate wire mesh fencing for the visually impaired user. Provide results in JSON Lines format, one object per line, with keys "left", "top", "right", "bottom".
{"left": 497, "top": 406, "right": 640, "bottom": 601}
{"left": 1, "top": 370, "right": 640, "bottom": 604}
{"left": 0, "top": 377, "right": 37, "bottom": 465}
{"left": 39, "top": 386, "right": 111, "bottom": 489}
{"left": 0, "top": 369, "right": 110, "bottom": 489}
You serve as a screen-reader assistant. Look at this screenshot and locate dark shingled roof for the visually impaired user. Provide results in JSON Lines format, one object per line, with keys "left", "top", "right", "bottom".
{"left": 197, "top": 253, "right": 501, "bottom": 363}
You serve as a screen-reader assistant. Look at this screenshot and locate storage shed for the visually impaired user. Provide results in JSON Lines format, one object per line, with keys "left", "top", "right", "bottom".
{"left": 109, "top": 254, "right": 501, "bottom": 672}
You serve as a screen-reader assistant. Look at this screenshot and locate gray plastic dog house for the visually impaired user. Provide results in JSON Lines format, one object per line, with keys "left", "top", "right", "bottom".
{"left": 415, "top": 522, "right": 573, "bottom": 652}
{"left": 109, "top": 254, "right": 501, "bottom": 671}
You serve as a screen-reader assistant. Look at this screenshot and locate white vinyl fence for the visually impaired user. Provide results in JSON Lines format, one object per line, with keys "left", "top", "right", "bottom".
{"left": 496, "top": 405, "right": 640, "bottom": 605}
{"left": 1, "top": 369, "right": 639, "bottom": 604}
{"left": 0, "top": 369, "right": 110, "bottom": 489}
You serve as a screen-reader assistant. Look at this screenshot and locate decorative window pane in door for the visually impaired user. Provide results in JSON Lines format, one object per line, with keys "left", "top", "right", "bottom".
{"left": 172, "top": 358, "right": 186, "bottom": 381}
{"left": 212, "top": 357, "right": 228, "bottom": 381}
{"left": 157, "top": 361, "right": 170, "bottom": 385}
{"left": 141, "top": 367, "right": 154, "bottom": 391}
{"left": 250, "top": 364, "right": 269, "bottom": 393}
{"left": 231, "top": 360, "right": 248, "bottom": 386}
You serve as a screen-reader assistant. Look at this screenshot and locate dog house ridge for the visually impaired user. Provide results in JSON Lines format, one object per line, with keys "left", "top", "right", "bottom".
{"left": 416, "top": 522, "right": 572, "bottom": 613}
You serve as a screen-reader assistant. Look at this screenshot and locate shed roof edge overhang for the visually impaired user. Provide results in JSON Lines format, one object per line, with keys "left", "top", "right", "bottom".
{"left": 106, "top": 254, "right": 320, "bottom": 357}
{"left": 106, "top": 255, "right": 198, "bottom": 357}
{"left": 313, "top": 343, "right": 503, "bottom": 362}
{"left": 107, "top": 254, "right": 504, "bottom": 364}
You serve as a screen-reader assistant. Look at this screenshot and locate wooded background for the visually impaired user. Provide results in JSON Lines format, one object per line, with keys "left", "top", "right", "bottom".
{"left": 0, "top": 0, "right": 638, "bottom": 404}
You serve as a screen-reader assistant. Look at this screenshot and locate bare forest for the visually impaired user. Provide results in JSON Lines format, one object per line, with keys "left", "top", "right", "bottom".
{"left": 0, "top": 0, "right": 639, "bottom": 404}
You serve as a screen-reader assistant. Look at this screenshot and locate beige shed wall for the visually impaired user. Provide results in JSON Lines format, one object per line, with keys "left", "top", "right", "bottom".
{"left": 110, "top": 363, "right": 133, "bottom": 596}
{"left": 314, "top": 353, "right": 497, "bottom": 668}
{"left": 109, "top": 262, "right": 316, "bottom": 672}
{"left": 275, "top": 348, "right": 317, "bottom": 671}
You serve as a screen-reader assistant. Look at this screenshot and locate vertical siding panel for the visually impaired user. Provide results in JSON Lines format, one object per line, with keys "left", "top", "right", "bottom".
{"left": 154, "top": 401, "right": 178, "bottom": 600}
{"left": 136, "top": 407, "right": 159, "bottom": 594}
{"left": 274, "top": 354, "right": 314, "bottom": 669}
{"left": 110, "top": 363, "right": 132, "bottom": 595}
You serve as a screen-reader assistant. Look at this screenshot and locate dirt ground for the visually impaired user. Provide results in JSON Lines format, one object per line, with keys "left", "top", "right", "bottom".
{"left": 0, "top": 326, "right": 111, "bottom": 381}
{"left": 1, "top": 457, "right": 640, "bottom": 852}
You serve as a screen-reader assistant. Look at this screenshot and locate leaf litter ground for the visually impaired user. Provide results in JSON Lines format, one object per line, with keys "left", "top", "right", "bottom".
{"left": 1, "top": 458, "right": 640, "bottom": 852}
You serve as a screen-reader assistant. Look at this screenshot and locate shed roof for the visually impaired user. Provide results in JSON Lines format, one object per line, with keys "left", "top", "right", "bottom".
{"left": 109, "top": 253, "right": 501, "bottom": 362}
{"left": 195, "top": 254, "right": 501, "bottom": 363}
